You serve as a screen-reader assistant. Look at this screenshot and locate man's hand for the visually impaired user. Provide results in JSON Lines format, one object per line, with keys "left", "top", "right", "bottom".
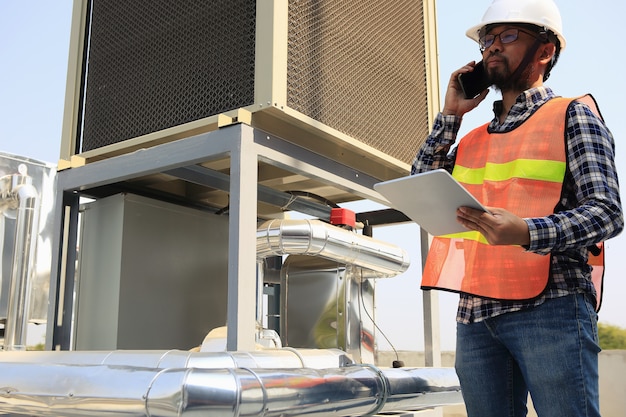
{"left": 456, "top": 206, "right": 530, "bottom": 246}
{"left": 442, "top": 62, "right": 489, "bottom": 118}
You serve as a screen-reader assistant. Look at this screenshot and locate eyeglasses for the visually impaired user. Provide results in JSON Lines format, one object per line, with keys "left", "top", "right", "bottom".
{"left": 478, "top": 27, "right": 539, "bottom": 52}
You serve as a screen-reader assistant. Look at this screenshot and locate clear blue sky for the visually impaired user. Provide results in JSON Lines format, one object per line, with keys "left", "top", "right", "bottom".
{"left": 1, "top": 1, "right": 624, "bottom": 351}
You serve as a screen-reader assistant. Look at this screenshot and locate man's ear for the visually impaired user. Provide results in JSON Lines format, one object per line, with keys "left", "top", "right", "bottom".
{"left": 538, "top": 43, "right": 557, "bottom": 65}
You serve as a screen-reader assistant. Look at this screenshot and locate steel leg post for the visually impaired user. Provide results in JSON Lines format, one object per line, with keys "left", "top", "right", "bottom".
{"left": 421, "top": 228, "right": 441, "bottom": 367}
{"left": 47, "top": 190, "right": 80, "bottom": 350}
{"left": 226, "top": 125, "right": 259, "bottom": 351}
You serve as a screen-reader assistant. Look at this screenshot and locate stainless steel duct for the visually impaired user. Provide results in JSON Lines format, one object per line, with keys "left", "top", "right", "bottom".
{"left": 0, "top": 348, "right": 352, "bottom": 369}
{"left": 0, "top": 165, "right": 40, "bottom": 351}
{"left": 256, "top": 219, "right": 410, "bottom": 278}
{"left": 0, "top": 356, "right": 461, "bottom": 417}
{"left": 256, "top": 219, "right": 409, "bottom": 362}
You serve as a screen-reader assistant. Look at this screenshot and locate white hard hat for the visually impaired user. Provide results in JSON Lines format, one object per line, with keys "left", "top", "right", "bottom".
{"left": 466, "top": 0, "right": 566, "bottom": 51}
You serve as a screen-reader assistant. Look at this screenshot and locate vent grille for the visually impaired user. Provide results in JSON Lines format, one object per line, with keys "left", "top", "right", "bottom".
{"left": 81, "top": 0, "right": 257, "bottom": 152}
{"left": 286, "top": 0, "right": 429, "bottom": 164}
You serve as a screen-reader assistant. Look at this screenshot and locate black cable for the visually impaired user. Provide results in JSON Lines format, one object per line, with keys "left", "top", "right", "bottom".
{"left": 215, "top": 190, "right": 339, "bottom": 216}
{"left": 284, "top": 190, "right": 340, "bottom": 209}
{"left": 358, "top": 277, "right": 404, "bottom": 368}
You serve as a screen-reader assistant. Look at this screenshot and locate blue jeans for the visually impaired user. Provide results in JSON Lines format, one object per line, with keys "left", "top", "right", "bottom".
{"left": 455, "top": 293, "right": 601, "bottom": 417}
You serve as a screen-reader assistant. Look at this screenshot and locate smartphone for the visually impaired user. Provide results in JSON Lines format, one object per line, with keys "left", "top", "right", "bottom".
{"left": 458, "top": 61, "right": 490, "bottom": 99}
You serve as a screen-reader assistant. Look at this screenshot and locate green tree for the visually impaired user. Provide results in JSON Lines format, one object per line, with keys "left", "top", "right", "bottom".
{"left": 598, "top": 322, "right": 626, "bottom": 349}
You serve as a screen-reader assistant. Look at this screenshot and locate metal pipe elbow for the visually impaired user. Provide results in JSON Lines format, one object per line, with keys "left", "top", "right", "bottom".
{"left": 256, "top": 219, "right": 410, "bottom": 277}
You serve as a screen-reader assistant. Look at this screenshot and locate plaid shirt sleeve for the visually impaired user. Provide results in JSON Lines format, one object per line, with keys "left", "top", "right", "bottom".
{"left": 525, "top": 100, "right": 623, "bottom": 255}
{"left": 410, "top": 112, "right": 461, "bottom": 175}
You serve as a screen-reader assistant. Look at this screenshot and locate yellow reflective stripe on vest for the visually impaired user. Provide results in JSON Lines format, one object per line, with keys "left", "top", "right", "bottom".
{"left": 454, "top": 159, "right": 566, "bottom": 184}
{"left": 452, "top": 165, "right": 484, "bottom": 184}
{"left": 441, "top": 229, "right": 489, "bottom": 243}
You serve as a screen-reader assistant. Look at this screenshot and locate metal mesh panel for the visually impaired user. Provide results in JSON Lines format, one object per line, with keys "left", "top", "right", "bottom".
{"left": 287, "top": 0, "right": 429, "bottom": 165}
{"left": 81, "top": 0, "right": 256, "bottom": 152}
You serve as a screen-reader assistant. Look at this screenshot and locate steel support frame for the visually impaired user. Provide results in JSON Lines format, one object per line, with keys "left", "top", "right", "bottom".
{"left": 45, "top": 124, "right": 389, "bottom": 351}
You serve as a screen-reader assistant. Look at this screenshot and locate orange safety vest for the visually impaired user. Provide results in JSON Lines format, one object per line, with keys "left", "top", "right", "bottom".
{"left": 422, "top": 95, "right": 605, "bottom": 306}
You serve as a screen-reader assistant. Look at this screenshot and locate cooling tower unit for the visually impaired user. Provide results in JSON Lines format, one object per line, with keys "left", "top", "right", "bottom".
{"left": 61, "top": 0, "right": 439, "bottom": 179}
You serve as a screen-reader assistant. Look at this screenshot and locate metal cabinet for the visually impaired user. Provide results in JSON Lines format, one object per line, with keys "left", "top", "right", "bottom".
{"left": 47, "top": 123, "right": 387, "bottom": 351}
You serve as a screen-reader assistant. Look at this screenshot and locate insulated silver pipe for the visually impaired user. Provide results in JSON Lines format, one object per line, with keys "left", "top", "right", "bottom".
{"left": 0, "top": 168, "right": 40, "bottom": 351}
{"left": 256, "top": 219, "right": 410, "bottom": 277}
{"left": 0, "top": 361, "right": 461, "bottom": 417}
{"left": 0, "top": 348, "right": 352, "bottom": 370}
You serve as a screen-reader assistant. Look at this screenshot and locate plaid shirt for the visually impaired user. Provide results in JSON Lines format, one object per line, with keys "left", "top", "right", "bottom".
{"left": 411, "top": 87, "right": 623, "bottom": 324}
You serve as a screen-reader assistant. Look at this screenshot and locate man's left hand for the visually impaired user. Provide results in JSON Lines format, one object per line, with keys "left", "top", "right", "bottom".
{"left": 456, "top": 206, "right": 530, "bottom": 246}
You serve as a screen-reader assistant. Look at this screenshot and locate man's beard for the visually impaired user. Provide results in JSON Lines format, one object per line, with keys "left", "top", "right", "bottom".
{"left": 486, "top": 54, "right": 534, "bottom": 93}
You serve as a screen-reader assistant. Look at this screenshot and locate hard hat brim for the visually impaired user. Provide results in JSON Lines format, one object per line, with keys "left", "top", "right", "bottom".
{"left": 465, "top": 20, "right": 566, "bottom": 51}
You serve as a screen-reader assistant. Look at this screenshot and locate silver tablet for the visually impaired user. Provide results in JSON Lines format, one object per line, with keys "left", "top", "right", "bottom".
{"left": 374, "top": 169, "right": 488, "bottom": 236}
